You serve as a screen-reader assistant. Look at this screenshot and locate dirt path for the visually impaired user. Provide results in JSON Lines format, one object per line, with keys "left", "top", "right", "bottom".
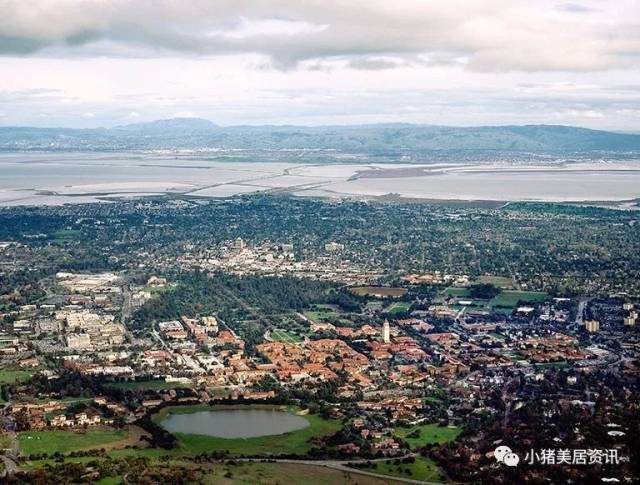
{"left": 88, "top": 425, "right": 151, "bottom": 452}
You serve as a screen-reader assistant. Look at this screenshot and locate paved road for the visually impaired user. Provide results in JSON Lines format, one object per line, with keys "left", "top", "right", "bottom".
{"left": 151, "top": 328, "right": 170, "bottom": 351}
{"left": 0, "top": 455, "right": 20, "bottom": 477}
{"left": 1, "top": 430, "right": 21, "bottom": 476}
{"left": 576, "top": 299, "right": 586, "bottom": 326}
{"left": 233, "top": 456, "right": 444, "bottom": 484}
{"left": 575, "top": 297, "right": 595, "bottom": 327}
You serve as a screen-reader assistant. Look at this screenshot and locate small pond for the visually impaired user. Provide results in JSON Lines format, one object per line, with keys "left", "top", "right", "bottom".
{"left": 160, "top": 408, "right": 310, "bottom": 438}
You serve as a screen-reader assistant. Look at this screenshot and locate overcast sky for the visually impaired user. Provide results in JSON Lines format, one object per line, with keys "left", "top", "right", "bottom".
{"left": 1, "top": 0, "right": 639, "bottom": 130}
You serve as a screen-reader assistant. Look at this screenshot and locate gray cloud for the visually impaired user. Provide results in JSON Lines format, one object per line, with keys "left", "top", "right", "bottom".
{"left": 0, "top": 88, "right": 66, "bottom": 103}
{"left": 348, "top": 57, "right": 410, "bottom": 70}
{"left": 553, "top": 3, "right": 599, "bottom": 13}
{"left": 0, "top": 0, "right": 638, "bottom": 72}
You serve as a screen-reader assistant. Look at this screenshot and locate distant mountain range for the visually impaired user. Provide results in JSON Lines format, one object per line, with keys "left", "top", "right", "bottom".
{"left": 1, "top": 117, "right": 639, "bottom": 157}
{"left": 112, "top": 117, "right": 218, "bottom": 133}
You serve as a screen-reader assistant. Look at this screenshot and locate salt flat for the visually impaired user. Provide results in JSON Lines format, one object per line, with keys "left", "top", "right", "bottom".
{"left": 1, "top": 152, "right": 639, "bottom": 206}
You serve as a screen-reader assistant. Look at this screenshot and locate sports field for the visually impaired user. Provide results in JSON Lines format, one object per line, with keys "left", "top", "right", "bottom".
{"left": 444, "top": 287, "right": 547, "bottom": 313}
{"left": 490, "top": 290, "right": 547, "bottom": 308}
{"left": 105, "top": 379, "right": 192, "bottom": 391}
{"left": 475, "top": 275, "right": 516, "bottom": 289}
{"left": 350, "top": 286, "right": 407, "bottom": 297}
{"left": 0, "top": 368, "right": 35, "bottom": 385}
{"left": 18, "top": 429, "right": 127, "bottom": 456}
{"left": 384, "top": 301, "right": 412, "bottom": 314}
{"left": 304, "top": 304, "right": 352, "bottom": 324}
{"left": 270, "top": 329, "right": 302, "bottom": 343}
{"left": 394, "top": 423, "right": 462, "bottom": 449}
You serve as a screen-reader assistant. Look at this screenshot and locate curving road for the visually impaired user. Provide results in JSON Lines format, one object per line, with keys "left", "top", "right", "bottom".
{"left": 232, "top": 456, "right": 444, "bottom": 484}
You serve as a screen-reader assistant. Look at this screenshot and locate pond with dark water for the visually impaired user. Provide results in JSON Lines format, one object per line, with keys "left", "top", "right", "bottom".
{"left": 159, "top": 408, "right": 310, "bottom": 438}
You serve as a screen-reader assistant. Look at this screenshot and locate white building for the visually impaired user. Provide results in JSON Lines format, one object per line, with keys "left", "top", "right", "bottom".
{"left": 325, "top": 242, "right": 345, "bottom": 252}
{"left": 382, "top": 320, "right": 391, "bottom": 343}
{"left": 584, "top": 320, "right": 600, "bottom": 333}
{"left": 66, "top": 333, "right": 92, "bottom": 349}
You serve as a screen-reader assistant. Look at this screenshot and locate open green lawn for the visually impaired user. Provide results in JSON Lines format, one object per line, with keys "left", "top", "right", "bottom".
{"left": 23, "top": 455, "right": 110, "bottom": 471}
{"left": 153, "top": 405, "right": 341, "bottom": 456}
{"left": 270, "top": 329, "right": 302, "bottom": 343}
{"left": 26, "top": 457, "right": 386, "bottom": 484}
{"left": 18, "top": 429, "right": 127, "bottom": 456}
{"left": 443, "top": 287, "right": 470, "bottom": 297}
{"left": 384, "top": 301, "right": 412, "bottom": 314}
{"left": 143, "top": 285, "right": 169, "bottom": 294}
{"left": 104, "top": 379, "right": 192, "bottom": 391}
{"left": 489, "top": 290, "right": 547, "bottom": 309}
{"left": 52, "top": 229, "right": 81, "bottom": 241}
{"left": 350, "top": 286, "right": 407, "bottom": 298}
{"left": 444, "top": 288, "right": 547, "bottom": 313}
{"left": 0, "top": 368, "right": 35, "bottom": 385}
{"left": 304, "top": 310, "right": 335, "bottom": 322}
{"left": 16, "top": 397, "right": 92, "bottom": 406}
{"left": 474, "top": 275, "right": 516, "bottom": 289}
{"left": 394, "top": 423, "right": 462, "bottom": 449}
{"left": 304, "top": 306, "right": 352, "bottom": 325}
{"left": 357, "top": 456, "right": 445, "bottom": 483}
{"left": 201, "top": 462, "right": 368, "bottom": 485}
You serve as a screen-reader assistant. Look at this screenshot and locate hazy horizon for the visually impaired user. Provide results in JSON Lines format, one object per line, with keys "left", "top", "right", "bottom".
{"left": 3, "top": 116, "right": 640, "bottom": 133}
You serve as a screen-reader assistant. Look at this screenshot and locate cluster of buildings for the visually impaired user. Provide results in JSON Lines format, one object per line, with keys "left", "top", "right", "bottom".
{"left": 57, "top": 310, "right": 127, "bottom": 350}
{"left": 10, "top": 398, "right": 122, "bottom": 431}
{"left": 174, "top": 238, "right": 382, "bottom": 284}
{"left": 55, "top": 272, "right": 122, "bottom": 294}
{"left": 1, "top": 262, "right": 637, "bottom": 470}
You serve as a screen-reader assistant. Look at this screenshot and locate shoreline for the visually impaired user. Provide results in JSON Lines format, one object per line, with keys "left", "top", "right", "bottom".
{"left": 1, "top": 190, "right": 639, "bottom": 209}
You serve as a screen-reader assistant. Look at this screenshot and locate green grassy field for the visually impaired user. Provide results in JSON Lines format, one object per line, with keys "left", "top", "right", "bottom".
{"left": 443, "top": 287, "right": 470, "bottom": 297}
{"left": 356, "top": 456, "right": 444, "bottom": 483}
{"left": 384, "top": 301, "right": 412, "bottom": 314}
{"left": 304, "top": 305, "right": 352, "bottom": 325}
{"left": 0, "top": 368, "right": 35, "bottom": 385}
{"left": 270, "top": 329, "right": 302, "bottom": 343}
{"left": 201, "top": 462, "right": 371, "bottom": 485}
{"left": 142, "top": 285, "right": 169, "bottom": 294}
{"left": 23, "top": 455, "right": 106, "bottom": 471}
{"left": 474, "top": 275, "right": 516, "bottom": 289}
{"left": 18, "top": 429, "right": 127, "bottom": 456}
{"left": 26, "top": 457, "right": 388, "bottom": 484}
{"left": 153, "top": 405, "right": 341, "bottom": 456}
{"left": 394, "top": 423, "right": 462, "bottom": 449}
{"left": 104, "top": 379, "right": 192, "bottom": 391}
{"left": 15, "top": 397, "right": 92, "bottom": 405}
{"left": 489, "top": 290, "right": 547, "bottom": 309}
{"left": 350, "top": 286, "right": 407, "bottom": 297}
{"left": 444, "top": 288, "right": 547, "bottom": 313}
{"left": 305, "top": 309, "right": 334, "bottom": 322}
{"left": 52, "top": 229, "right": 81, "bottom": 241}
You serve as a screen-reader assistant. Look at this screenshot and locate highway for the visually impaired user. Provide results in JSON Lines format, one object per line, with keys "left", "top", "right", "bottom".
{"left": 232, "top": 455, "right": 443, "bottom": 485}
